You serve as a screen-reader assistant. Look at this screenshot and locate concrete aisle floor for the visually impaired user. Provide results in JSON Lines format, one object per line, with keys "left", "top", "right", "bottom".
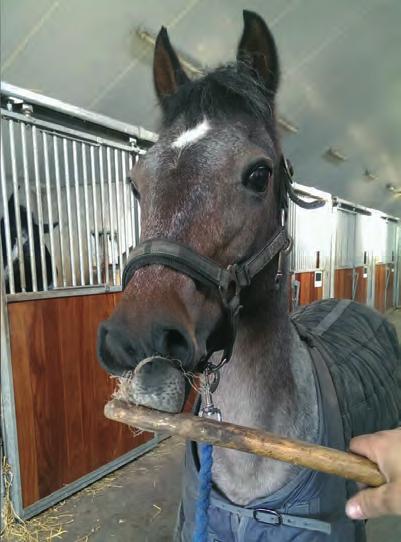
{"left": 7, "top": 310, "right": 401, "bottom": 542}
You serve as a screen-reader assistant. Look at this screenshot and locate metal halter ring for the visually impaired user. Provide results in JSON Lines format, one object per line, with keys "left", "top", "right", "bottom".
{"left": 283, "top": 234, "right": 293, "bottom": 255}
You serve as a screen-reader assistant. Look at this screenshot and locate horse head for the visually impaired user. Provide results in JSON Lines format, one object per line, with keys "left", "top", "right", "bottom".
{"left": 97, "top": 11, "right": 288, "bottom": 411}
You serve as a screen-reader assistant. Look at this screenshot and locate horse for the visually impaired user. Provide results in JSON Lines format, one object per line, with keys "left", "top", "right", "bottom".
{"left": 97, "top": 10, "right": 401, "bottom": 541}
{"left": 1, "top": 193, "right": 57, "bottom": 292}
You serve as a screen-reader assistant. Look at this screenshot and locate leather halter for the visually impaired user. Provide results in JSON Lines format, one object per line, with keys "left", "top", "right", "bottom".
{"left": 122, "top": 158, "right": 324, "bottom": 371}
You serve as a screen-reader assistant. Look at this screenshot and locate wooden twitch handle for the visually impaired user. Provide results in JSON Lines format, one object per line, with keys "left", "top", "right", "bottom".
{"left": 105, "top": 399, "right": 385, "bottom": 488}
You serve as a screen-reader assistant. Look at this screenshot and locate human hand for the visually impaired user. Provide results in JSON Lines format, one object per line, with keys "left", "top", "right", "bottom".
{"left": 345, "top": 428, "right": 401, "bottom": 519}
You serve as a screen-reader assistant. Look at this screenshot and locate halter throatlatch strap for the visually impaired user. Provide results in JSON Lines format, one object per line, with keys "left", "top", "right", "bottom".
{"left": 281, "top": 158, "right": 326, "bottom": 211}
{"left": 122, "top": 156, "right": 324, "bottom": 371}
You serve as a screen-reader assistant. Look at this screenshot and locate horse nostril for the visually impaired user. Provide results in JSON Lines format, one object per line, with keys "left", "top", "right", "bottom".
{"left": 155, "top": 326, "right": 194, "bottom": 365}
{"left": 97, "top": 319, "right": 194, "bottom": 374}
{"left": 97, "top": 321, "right": 138, "bottom": 376}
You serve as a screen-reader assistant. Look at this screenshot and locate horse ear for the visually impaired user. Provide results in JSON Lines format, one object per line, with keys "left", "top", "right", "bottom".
{"left": 237, "top": 10, "right": 280, "bottom": 94}
{"left": 153, "top": 26, "right": 189, "bottom": 103}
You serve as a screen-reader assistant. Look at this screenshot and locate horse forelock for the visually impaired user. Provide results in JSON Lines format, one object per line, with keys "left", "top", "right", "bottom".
{"left": 160, "top": 64, "right": 277, "bottom": 137}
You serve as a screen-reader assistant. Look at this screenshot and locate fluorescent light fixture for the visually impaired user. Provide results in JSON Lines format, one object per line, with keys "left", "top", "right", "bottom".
{"left": 386, "top": 184, "right": 401, "bottom": 198}
{"left": 323, "top": 147, "right": 347, "bottom": 163}
{"left": 364, "top": 169, "right": 378, "bottom": 181}
{"left": 277, "top": 116, "right": 299, "bottom": 134}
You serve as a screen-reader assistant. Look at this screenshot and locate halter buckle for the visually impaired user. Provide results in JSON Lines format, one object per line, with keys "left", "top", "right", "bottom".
{"left": 283, "top": 234, "right": 293, "bottom": 255}
{"left": 218, "top": 264, "right": 243, "bottom": 322}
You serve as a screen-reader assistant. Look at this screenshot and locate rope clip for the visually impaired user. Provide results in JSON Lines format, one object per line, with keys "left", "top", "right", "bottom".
{"left": 200, "top": 369, "right": 222, "bottom": 422}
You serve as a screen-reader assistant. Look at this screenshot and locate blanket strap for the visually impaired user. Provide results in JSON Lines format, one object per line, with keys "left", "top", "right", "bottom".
{"left": 209, "top": 498, "right": 332, "bottom": 535}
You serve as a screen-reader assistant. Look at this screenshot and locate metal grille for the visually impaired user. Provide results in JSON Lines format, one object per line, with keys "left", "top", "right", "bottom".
{"left": 1, "top": 109, "right": 142, "bottom": 297}
{"left": 335, "top": 209, "right": 356, "bottom": 268}
{"left": 288, "top": 188, "right": 333, "bottom": 273}
{"left": 353, "top": 213, "right": 372, "bottom": 267}
{"left": 383, "top": 220, "right": 398, "bottom": 264}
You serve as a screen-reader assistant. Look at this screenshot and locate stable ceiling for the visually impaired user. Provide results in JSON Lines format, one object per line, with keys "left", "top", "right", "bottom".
{"left": 1, "top": 0, "right": 400, "bottom": 216}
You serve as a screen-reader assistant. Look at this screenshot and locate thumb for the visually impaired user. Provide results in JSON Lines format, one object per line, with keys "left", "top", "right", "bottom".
{"left": 346, "top": 485, "right": 391, "bottom": 520}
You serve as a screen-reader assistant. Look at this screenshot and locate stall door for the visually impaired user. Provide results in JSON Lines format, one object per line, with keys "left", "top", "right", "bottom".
{"left": 334, "top": 210, "right": 357, "bottom": 300}
{"left": 374, "top": 220, "right": 398, "bottom": 312}
{"left": 288, "top": 191, "right": 331, "bottom": 309}
{"left": 1, "top": 95, "right": 158, "bottom": 520}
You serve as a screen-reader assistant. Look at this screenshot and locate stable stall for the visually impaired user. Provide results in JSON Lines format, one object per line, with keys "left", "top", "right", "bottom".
{"left": 288, "top": 193, "right": 400, "bottom": 311}
{"left": 288, "top": 184, "right": 333, "bottom": 307}
{"left": 372, "top": 213, "right": 399, "bottom": 312}
{"left": 333, "top": 199, "right": 372, "bottom": 305}
{"left": 0, "top": 83, "right": 160, "bottom": 519}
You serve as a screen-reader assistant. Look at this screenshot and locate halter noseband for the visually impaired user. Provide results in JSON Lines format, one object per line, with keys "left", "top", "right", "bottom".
{"left": 122, "top": 158, "right": 324, "bottom": 372}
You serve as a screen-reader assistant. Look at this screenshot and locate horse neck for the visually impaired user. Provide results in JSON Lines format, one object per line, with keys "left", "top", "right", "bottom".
{"left": 210, "top": 272, "right": 319, "bottom": 503}
{"left": 214, "top": 276, "right": 296, "bottom": 430}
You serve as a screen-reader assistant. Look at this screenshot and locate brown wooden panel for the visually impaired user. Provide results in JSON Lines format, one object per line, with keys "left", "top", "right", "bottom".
{"left": 386, "top": 265, "right": 395, "bottom": 311}
{"left": 8, "top": 293, "right": 154, "bottom": 507}
{"left": 386, "top": 266, "right": 394, "bottom": 310}
{"left": 375, "top": 264, "right": 386, "bottom": 313}
{"left": 354, "top": 266, "right": 367, "bottom": 305}
{"left": 294, "top": 272, "right": 323, "bottom": 306}
{"left": 7, "top": 302, "right": 41, "bottom": 505}
{"left": 396, "top": 264, "right": 401, "bottom": 306}
{"left": 334, "top": 268, "right": 353, "bottom": 300}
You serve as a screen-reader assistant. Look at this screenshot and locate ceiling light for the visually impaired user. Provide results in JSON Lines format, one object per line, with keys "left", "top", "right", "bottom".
{"left": 277, "top": 116, "right": 298, "bottom": 134}
{"left": 323, "top": 147, "right": 347, "bottom": 163}
{"left": 364, "top": 169, "right": 378, "bottom": 181}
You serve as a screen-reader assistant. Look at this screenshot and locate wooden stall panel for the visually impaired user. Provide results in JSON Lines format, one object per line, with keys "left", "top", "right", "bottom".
{"left": 386, "top": 265, "right": 394, "bottom": 311}
{"left": 374, "top": 264, "right": 386, "bottom": 313}
{"left": 334, "top": 268, "right": 353, "bottom": 300}
{"left": 354, "top": 266, "right": 368, "bottom": 305}
{"left": 396, "top": 264, "right": 401, "bottom": 307}
{"left": 8, "top": 293, "right": 154, "bottom": 507}
{"left": 294, "top": 272, "right": 323, "bottom": 306}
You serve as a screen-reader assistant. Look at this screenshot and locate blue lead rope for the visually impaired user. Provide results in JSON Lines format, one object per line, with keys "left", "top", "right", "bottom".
{"left": 193, "top": 443, "right": 213, "bottom": 542}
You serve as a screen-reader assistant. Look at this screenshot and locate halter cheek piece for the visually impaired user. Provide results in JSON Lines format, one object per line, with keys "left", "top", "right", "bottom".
{"left": 122, "top": 158, "right": 324, "bottom": 373}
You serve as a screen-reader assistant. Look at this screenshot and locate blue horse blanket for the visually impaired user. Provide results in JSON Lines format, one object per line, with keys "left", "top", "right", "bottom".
{"left": 176, "top": 300, "right": 401, "bottom": 541}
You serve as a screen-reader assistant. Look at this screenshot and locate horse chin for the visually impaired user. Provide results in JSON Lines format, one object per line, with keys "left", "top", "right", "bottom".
{"left": 114, "top": 356, "right": 186, "bottom": 413}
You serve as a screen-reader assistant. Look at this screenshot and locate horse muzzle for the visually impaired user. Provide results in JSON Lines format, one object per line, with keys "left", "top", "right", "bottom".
{"left": 113, "top": 356, "right": 187, "bottom": 414}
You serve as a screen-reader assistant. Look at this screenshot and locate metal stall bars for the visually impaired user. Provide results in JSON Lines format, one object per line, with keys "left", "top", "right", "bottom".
{"left": 383, "top": 216, "right": 399, "bottom": 310}
{"left": 369, "top": 211, "right": 400, "bottom": 312}
{"left": 332, "top": 198, "right": 373, "bottom": 305}
{"left": 0, "top": 83, "right": 155, "bottom": 298}
{"left": 288, "top": 183, "right": 332, "bottom": 309}
{"left": 395, "top": 223, "right": 401, "bottom": 307}
{"left": 0, "top": 81, "right": 159, "bottom": 519}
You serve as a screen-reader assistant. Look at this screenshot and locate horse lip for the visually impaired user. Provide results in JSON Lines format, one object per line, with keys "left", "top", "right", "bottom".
{"left": 133, "top": 355, "right": 183, "bottom": 374}
{"left": 116, "top": 355, "right": 187, "bottom": 414}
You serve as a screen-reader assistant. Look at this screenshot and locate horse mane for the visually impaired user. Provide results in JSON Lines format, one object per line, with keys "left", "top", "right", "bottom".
{"left": 160, "top": 63, "right": 276, "bottom": 130}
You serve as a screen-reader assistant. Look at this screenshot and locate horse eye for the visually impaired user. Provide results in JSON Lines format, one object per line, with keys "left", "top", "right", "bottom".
{"left": 243, "top": 164, "right": 272, "bottom": 193}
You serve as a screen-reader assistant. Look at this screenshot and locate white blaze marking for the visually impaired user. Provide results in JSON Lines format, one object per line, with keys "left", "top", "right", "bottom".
{"left": 172, "top": 119, "right": 210, "bottom": 149}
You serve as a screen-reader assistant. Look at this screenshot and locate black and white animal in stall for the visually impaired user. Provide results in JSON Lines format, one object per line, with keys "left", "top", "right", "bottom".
{"left": 1, "top": 193, "right": 58, "bottom": 292}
